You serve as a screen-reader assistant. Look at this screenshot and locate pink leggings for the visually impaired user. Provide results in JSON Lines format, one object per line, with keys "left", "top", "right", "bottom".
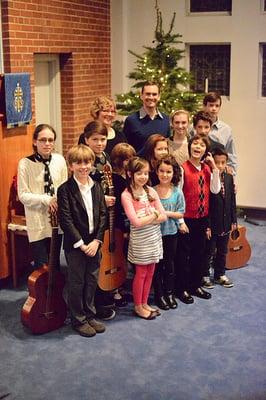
{"left": 132, "top": 263, "right": 156, "bottom": 306}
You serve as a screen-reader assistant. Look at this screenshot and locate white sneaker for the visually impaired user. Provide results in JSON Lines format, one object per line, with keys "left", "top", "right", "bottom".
{"left": 214, "top": 275, "right": 234, "bottom": 288}
{"left": 202, "top": 276, "right": 214, "bottom": 289}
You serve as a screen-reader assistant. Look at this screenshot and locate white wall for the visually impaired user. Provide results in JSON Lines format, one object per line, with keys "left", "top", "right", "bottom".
{"left": 111, "top": 0, "right": 266, "bottom": 208}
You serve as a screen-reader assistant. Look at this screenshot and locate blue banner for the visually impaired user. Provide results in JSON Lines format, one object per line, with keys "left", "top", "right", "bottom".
{"left": 4, "top": 73, "right": 32, "bottom": 128}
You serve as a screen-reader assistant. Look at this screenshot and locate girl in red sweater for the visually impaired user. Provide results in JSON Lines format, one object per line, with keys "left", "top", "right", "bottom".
{"left": 176, "top": 135, "right": 220, "bottom": 304}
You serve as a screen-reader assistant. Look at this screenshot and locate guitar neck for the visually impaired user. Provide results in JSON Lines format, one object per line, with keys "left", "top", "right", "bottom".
{"left": 103, "top": 166, "right": 116, "bottom": 247}
{"left": 107, "top": 184, "right": 115, "bottom": 246}
{"left": 46, "top": 226, "right": 59, "bottom": 308}
{"left": 108, "top": 185, "right": 114, "bottom": 198}
{"left": 49, "top": 227, "right": 59, "bottom": 273}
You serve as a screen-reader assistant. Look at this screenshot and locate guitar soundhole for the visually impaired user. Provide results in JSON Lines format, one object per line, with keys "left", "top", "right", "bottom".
{"left": 231, "top": 229, "right": 240, "bottom": 240}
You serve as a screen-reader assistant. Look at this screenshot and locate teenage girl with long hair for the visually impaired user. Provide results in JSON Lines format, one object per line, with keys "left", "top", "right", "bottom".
{"left": 18, "top": 124, "right": 67, "bottom": 269}
{"left": 142, "top": 134, "right": 169, "bottom": 185}
{"left": 168, "top": 109, "right": 190, "bottom": 166}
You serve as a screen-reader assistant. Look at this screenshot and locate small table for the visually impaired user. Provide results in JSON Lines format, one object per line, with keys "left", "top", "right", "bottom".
{"left": 8, "top": 222, "right": 28, "bottom": 288}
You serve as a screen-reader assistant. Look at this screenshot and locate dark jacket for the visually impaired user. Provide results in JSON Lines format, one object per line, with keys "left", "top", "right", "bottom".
{"left": 112, "top": 172, "right": 130, "bottom": 233}
{"left": 57, "top": 176, "right": 107, "bottom": 251}
{"left": 209, "top": 172, "right": 237, "bottom": 235}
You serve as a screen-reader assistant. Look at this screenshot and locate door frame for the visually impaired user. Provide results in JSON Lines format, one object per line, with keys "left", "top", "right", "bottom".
{"left": 34, "top": 54, "right": 62, "bottom": 153}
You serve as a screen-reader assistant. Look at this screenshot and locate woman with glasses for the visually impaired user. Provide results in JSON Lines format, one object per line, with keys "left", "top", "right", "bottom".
{"left": 78, "top": 96, "right": 127, "bottom": 155}
{"left": 17, "top": 124, "right": 68, "bottom": 269}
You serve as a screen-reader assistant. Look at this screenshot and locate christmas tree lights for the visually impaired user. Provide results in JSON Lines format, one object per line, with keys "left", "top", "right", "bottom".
{"left": 115, "top": 3, "right": 203, "bottom": 116}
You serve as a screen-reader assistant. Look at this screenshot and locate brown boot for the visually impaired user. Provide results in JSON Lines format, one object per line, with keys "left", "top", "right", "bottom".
{"left": 74, "top": 322, "right": 96, "bottom": 337}
{"left": 87, "top": 318, "right": 106, "bottom": 333}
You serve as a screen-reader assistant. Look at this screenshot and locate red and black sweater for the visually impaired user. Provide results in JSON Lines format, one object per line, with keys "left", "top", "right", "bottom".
{"left": 182, "top": 160, "right": 211, "bottom": 219}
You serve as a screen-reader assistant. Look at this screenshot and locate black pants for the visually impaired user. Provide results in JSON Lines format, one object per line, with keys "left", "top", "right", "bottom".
{"left": 153, "top": 233, "right": 178, "bottom": 298}
{"left": 94, "top": 286, "right": 115, "bottom": 310}
{"left": 65, "top": 248, "right": 100, "bottom": 326}
{"left": 205, "top": 232, "right": 229, "bottom": 279}
{"left": 176, "top": 217, "right": 208, "bottom": 293}
{"left": 31, "top": 235, "right": 62, "bottom": 269}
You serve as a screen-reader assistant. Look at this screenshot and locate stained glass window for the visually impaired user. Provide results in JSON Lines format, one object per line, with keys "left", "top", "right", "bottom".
{"left": 190, "top": 0, "right": 232, "bottom": 12}
{"left": 190, "top": 44, "right": 231, "bottom": 96}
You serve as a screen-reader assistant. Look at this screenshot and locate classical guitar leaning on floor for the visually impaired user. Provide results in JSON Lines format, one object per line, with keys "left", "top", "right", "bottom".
{"left": 21, "top": 211, "right": 67, "bottom": 334}
{"left": 98, "top": 164, "right": 127, "bottom": 291}
{"left": 226, "top": 224, "right": 251, "bottom": 269}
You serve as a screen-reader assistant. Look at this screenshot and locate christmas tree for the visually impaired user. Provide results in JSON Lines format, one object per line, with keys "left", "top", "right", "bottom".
{"left": 115, "top": 3, "right": 203, "bottom": 116}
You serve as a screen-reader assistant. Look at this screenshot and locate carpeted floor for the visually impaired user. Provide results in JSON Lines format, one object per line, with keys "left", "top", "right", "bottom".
{"left": 0, "top": 220, "right": 265, "bottom": 400}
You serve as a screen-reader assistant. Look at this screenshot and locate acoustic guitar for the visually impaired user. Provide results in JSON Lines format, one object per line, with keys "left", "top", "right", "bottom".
{"left": 21, "top": 212, "right": 67, "bottom": 334}
{"left": 98, "top": 164, "right": 127, "bottom": 291}
{"left": 226, "top": 225, "right": 251, "bottom": 269}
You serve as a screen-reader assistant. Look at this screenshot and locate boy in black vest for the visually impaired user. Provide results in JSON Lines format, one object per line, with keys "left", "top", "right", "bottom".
{"left": 202, "top": 148, "right": 237, "bottom": 289}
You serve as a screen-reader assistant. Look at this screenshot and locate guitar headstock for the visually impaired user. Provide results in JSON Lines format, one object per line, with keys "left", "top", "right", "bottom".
{"left": 49, "top": 210, "right": 58, "bottom": 229}
{"left": 103, "top": 164, "right": 113, "bottom": 189}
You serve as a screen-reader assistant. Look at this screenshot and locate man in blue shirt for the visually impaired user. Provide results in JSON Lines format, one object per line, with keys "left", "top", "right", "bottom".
{"left": 123, "top": 81, "right": 171, "bottom": 154}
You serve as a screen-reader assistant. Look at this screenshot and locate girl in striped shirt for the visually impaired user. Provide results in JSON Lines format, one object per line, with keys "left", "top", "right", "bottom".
{"left": 121, "top": 157, "right": 167, "bottom": 320}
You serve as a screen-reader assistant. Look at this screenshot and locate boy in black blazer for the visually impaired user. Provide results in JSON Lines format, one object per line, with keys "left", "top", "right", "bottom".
{"left": 202, "top": 147, "right": 237, "bottom": 289}
{"left": 57, "top": 144, "right": 107, "bottom": 337}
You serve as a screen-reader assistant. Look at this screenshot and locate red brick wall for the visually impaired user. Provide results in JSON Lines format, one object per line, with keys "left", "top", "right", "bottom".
{"left": 1, "top": 0, "right": 111, "bottom": 153}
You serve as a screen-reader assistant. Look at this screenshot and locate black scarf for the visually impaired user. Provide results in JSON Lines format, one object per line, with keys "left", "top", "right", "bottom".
{"left": 35, "top": 153, "right": 55, "bottom": 196}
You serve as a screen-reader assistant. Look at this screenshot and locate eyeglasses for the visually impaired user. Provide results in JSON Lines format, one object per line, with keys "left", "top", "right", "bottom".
{"left": 37, "top": 138, "right": 55, "bottom": 144}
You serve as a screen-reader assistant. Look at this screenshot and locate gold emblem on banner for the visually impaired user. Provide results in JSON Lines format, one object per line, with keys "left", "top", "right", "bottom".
{"left": 13, "top": 82, "right": 24, "bottom": 112}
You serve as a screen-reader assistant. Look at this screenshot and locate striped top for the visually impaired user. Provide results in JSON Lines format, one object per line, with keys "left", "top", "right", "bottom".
{"left": 121, "top": 187, "right": 165, "bottom": 265}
